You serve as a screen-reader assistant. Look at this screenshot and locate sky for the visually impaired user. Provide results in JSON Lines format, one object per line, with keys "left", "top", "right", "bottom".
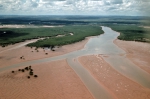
{"left": 0, "top": 0, "right": 150, "bottom": 16}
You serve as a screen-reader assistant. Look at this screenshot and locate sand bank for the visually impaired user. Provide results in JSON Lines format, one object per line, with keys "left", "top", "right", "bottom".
{"left": 78, "top": 55, "right": 150, "bottom": 99}
{"left": 0, "top": 25, "right": 63, "bottom": 28}
{"left": 0, "top": 37, "right": 89, "bottom": 68}
{"left": 0, "top": 25, "right": 26, "bottom": 28}
{"left": 140, "top": 26, "right": 150, "bottom": 29}
{"left": 0, "top": 59, "right": 94, "bottom": 99}
{"left": 42, "top": 25, "right": 63, "bottom": 28}
{"left": 114, "top": 39, "right": 150, "bottom": 74}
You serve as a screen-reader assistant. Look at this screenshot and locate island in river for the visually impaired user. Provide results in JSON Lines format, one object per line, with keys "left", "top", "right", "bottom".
{"left": 0, "top": 25, "right": 150, "bottom": 99}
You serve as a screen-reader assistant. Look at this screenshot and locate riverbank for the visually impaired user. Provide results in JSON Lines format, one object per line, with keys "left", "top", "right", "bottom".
{"left": 114, "top": 39, "right": 150, "bottom": 74}
{"left": 1, "top": 26, "right": 150, "bottom": 99}
{"left": 78, "top": 55, "right": 150, "bottom": 99}
{"left": 0, "top": 37, "right": 90, "bottom": 68}
{"left": 0, "top": 25, "right": 63, "bottom": 28}
{"left": 0, "top": 59, "right": 94, "bottom": 99}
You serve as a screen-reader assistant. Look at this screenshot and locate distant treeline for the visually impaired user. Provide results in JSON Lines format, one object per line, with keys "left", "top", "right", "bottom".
{"left": 107, "top": 25, "right": 150, "bottom": 43}
{"left": 0, "top": 19, "right": 89, "bottom": 25}
{"left": 0, "top": 15, "right": 150, "bottom": 26}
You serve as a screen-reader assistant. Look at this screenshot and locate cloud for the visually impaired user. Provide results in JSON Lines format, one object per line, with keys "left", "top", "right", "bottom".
{"left": 0, "top": 4, "right": 3, "bottom": 10}
{"left": 0, "top": 0, "right": 149, "bottom": 15}
{"left": 111, "top": 0, "right": 123, "bottom": 4}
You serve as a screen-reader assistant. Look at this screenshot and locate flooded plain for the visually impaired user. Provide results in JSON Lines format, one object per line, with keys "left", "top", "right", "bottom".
{"left": 1, "top": 26, "right": 150, "bottom": 99}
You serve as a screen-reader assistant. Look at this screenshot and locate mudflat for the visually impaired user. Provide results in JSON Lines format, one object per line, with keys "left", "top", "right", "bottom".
{"left": 114, "top": 39, "right": 150, "bottom": 74}
{"left": 0, "top": 37, "right": 89, "bottom": 68}
{"left": 0, "top": 59, "right": 94, "bottom": 99}
{"left": 79, "top": 55, "right": 150, "bottom": 99}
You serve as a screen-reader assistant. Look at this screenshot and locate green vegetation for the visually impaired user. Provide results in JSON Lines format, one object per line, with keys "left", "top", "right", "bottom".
{"left": 11, "top": 65, "right": 38, "bottom": 79}
{"left": 34, "top": 75, "right": 38, "bottom": 77}
{"left": 28, "top": 26, "right": 103, "bottom": 47}
{"left": 107, "top": 25, "right": 150, "bottom": 43}
{"left": 29, "top": 71, "right": 33, "bottom": 75}
{"left": 27, "top": 76, "right": 30, "bottom": 79}
{"left": 0, "top": 26, "right": 103, "bottom": 47}
{"left": 21, "top": 69, "right": 25, "bottom": 72}
{"left": 0, "top": 27, "right": 69, "bottom": 46}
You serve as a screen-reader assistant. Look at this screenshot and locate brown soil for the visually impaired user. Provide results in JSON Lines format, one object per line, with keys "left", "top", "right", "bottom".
{"left": 78, "top": 55, "right": 150, "bottom": 99}
{"left": 0, "top": 37, "right": 89, "bottom": 68}
{"left": 0, "top": 59, "right": 94, "bottom": 99}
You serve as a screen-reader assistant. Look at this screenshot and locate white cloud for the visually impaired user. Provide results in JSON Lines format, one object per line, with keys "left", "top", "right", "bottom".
{"left": 0, "top": 0, "right": 149, "bottom": 15}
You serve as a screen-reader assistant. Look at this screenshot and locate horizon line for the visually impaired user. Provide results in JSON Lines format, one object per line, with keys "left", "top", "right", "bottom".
{"left": 0, "top": 15, "right": 150, "bottom": 17}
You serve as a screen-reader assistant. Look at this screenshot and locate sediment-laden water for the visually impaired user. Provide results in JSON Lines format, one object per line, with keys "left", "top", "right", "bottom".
{"left": 1, "top": 26, "right": 150, "bottom": 99}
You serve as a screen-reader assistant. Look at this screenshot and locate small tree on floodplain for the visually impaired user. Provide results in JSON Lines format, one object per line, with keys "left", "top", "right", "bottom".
{"left": 27, "top": 76, "right": 30, "bottom": 79}
{"left": 34, "top": 75, "right": 38, "bottom": 77}
{"left": 21, "top": 69, "right": 25, "bottom": 72}
{"left": 29, "top": 71, "right": 33, "bottom": 75}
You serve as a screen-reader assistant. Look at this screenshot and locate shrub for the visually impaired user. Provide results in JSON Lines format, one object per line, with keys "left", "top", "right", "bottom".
{"left": 25, "top": 67, "right": 29, "bottom": 70}
{"left": 30, "top": 69, "right": 33, "bottom": 71}
{"left": 27, "top": 76, "right": 30, "bottom": 79}
{"left": 34, "top": 75, "right": 38, "bottom": 77}
{"left": 21, "top": 69, "right": 25, "bottom": 72}
{"left": 29, "top": 71, "right": 33, "bottom": 75}
{"left": 29, "top": 66, "right": 31, "bottom": 69}
{"left": 52, "top": 49, "right": 55, "bottom": 51}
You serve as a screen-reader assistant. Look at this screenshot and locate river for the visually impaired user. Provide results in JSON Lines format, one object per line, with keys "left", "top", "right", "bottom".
{"left": 1, "top": 26, "right": 150, "bottom": 99}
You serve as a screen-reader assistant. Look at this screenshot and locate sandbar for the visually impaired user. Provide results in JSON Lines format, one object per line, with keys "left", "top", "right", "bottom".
{"left": 114, "top": 39, "right": 150, "bottom": 74}
{"left": 0, "top": 37, "right": 89, "bottom": 68}
{"left": 78, "top": 55, "right": 150, "bottom": 99}
{"left": 0, "top": 59, "right": 94, "bottom": 99}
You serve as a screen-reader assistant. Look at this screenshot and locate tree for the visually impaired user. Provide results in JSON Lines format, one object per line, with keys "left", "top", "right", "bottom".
{"left": 34, "top": 75, "right": 38, "bottom": 77}
{"left": 29, "top": 66, "right": 31, "bottom": 69}
{"left": 21, "top": 69, "right": 25, "bottom": 72}
{"left": 29, "top": 71, "right": 33, "bottom": 75}
{"left": 25, "top": 67, "right": 29, "bottom": 71}
{"left": 45, "top": 53, "right": 48, "bottom": 55}
{"left": 27, "top": 76, "right": 30, "bottom": 79}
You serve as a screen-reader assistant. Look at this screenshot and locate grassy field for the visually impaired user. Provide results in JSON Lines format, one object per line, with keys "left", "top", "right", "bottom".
{"left": 0, "top": 26, "right": 103, "bottom": 47}
{"left": 107, "top": 25, "right": 150, "bottom": 43}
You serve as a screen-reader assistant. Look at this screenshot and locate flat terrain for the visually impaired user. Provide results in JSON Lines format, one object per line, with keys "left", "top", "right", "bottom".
{"left": 0, "top": 15, "right": 150, "bottom": 99}
{"left": 79, "top": 55, "right": 150, "bottom": 99}
{"left": 108, "top": 25, "right": 150, "bottom": 43}
{"left": 0, "top": 59, "right": 94, "bottom": 99}
{"left": 0, "top": 36, "right": 89, "bottom": 68}
{"left": 0, "top": 26, "right": 103, "bottom": 47}
{"left": 114, "top": 39, "right": 150, "bottom": 74}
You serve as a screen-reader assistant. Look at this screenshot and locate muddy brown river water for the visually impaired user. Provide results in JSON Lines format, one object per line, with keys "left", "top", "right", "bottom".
{"left": 1, "top": 26, "right": 150, "bottom": 99}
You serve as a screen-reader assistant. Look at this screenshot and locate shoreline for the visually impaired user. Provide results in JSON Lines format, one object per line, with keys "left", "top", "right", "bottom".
{"left": 1, "top": 26, "right": 150, "bottom": 99}
{"left": 78, "top": 55, "right": 150, "bottom": 99}
{"left": 113, "top": 39, "right": 150, "bottom": 74}
{"left": 111, "top": 29, "right": 150, "bottom": 74}
{"left": 0, "top": 36, "right": 91, "bottom": 68}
